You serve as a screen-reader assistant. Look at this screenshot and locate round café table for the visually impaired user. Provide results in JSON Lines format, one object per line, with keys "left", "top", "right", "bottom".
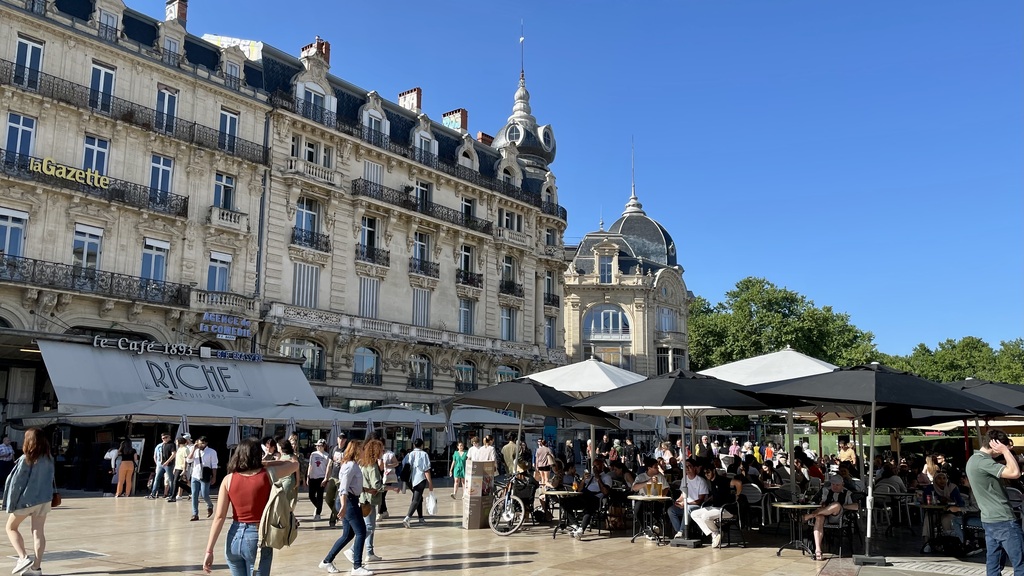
{"left": 544, "top": 490, "right": 581, "bottom": 539}
{"left": 628, "top": 495, "right": 673, "bottom": 544}
{"left": 772, "top": 502, "right": 819, "bottom": 557}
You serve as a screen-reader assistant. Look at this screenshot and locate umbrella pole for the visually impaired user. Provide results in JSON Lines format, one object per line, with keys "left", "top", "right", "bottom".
{"left": 963, "top": 419, "right": 970, "bottom": 464}
{"left": 816, "top": 413, "right": 824, "bottom": 459}
{"left": 787, "top": 410, "right": 796, "bottom": 502}
{"left": 856, "top": 417, "right": 866, "bottom": 480}
{"left": 515, "top": 404, "right": 525, "bottom": 476}
{"left": 861, "top": 398, "right": 880, "bottom": 561}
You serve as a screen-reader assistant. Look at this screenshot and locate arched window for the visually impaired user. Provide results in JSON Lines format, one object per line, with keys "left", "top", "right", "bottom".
{"left": 502, "top": 168, "right": 514, "bottom": 185}
{"left": 496, "top": 365, "right": 520, "bottom": 383}
{"left": 353, "top": 347, "right": 381, "bottom": 386}
{"left": 408, "top": 354, "right": 432, "bottom": 390}
{"left": 199, "top": 340, "right": 225, "bottom": 350}
{"left": 0, "top": 316, "right": 11, "bottom": 328}
{"left": 583, "top": 304, "right": 630, "bottom": 340}
{"left": 280, "top": 338, "right": 325, "bottom": 381}
{"left": 455, "top": 360, "right": 476, "bottom": 392}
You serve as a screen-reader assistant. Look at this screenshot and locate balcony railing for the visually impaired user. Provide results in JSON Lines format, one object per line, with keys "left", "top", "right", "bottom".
{"left": 407, "top": 377, "right": 433, "bottom": 390}
{"left": 224, "top": 75, "right": 242, "bottom": 91}
{"left": 455, "top": 381, "right": 478, "bottom": 393}
{"left": 456, "top": 269, "right": 483, "bottom": 288}
{"left": 97, "top": 23, "right": 118, "bottom": 43}
{"left": 352, "top": 372, "right": 382, "bottom": 386}
{"left": 1, "top": 150, "right": 189, "bottom": 218}
{"left": 302, "top": 367, "right": 327, "bottom": 381}
{"left": 350, "top": 179, "right": 492, "bottom": 234}
{"left": 499, "top": 280, "right": 524, "bottom": 298}
{"left": 355, "top": 244, "right": 390, "bottom": 267}
{"left": 544, "top": 292, "right": 560, "bottom": 307}
{"left": 0, "top": 59, "right": 267, "bottom": 165}
{"left": 291, "top": 227, "right": 332, "bottom": 253}
{"left": 25, "top": 0, "right": 45, "bottom": 15}
{"left": 0, "top": 254, "right": 191, "bottom": 306}
{"left": 408, "top": 257, "right": 439, "bottom": 278}
{"left": 207, "top": 206, "right": 248, "bottom": 231}
{"left": 584, "top": 328, "right": 632, "bottom": 341}
{"left": 191, "top": 289, "right": 259, "bottom": 314}
{"left": 161, "top": 51, "right": 182, "bottom": 67}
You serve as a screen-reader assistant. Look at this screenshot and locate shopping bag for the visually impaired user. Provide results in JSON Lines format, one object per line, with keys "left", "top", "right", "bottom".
{"left": 425, "top": 489, "right": 437, "bottom": 516}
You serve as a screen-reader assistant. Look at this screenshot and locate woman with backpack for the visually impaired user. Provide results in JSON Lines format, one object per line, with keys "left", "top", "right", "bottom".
{"left": 319, "top": 440, "right": 371, "bottom": 575}
{"left": 202, "top": 438, "right": 297, "bottom": 576}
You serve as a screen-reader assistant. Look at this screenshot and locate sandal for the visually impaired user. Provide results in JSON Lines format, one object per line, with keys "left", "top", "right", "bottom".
{"left": 814, "top": 552, "right": 825, "bottom": 561}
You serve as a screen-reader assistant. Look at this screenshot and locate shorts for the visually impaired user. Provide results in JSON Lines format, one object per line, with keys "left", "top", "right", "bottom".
{"left": 538, "top": 466, "right": 551, "bottom": 472}
{"left": 12, "top": 502, "right": 51, "bottom": 518}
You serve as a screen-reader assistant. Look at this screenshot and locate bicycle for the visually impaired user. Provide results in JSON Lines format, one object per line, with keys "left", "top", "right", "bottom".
{"left": 488, "top": 472, "right": 537, "bottom": 536}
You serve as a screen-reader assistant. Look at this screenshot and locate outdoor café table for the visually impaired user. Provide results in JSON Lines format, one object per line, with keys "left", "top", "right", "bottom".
{"left": 545, "top": 490, "right": 581, "bottom": 539}
{"left": 772, "top": 502, "right": 819, "bottom": 556}
{"left": 911, "top": 502, "right": 952, "bottom": 544}
{"left": 762, "top": 485, "right": 782, "bottom": 525}
{"left": 628, "top": 495, "right": 672, "bottom": 544}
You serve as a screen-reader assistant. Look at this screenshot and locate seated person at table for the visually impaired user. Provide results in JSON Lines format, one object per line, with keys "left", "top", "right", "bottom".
{"left": 803, "top": 475, "right": 859, "bottom": 561}
{"left": 563, "top": 459, "right": 611, "bottom": 540}
{"left": 837, "top": 463, "right": 860, "bottom": 492}
{"left": 691, "top": 466, "right": 742, "bottom": 547}
{"left": 875, "top": 463, "right": 908, "bottom": 493}
{"left": 669, "top": 459, "right": 710, "bottom": 538}
{"left": 921, "top": 472, "right": 965, "bottom": 547}
{"left": 760, "top": 460, "right": 783, "bottom": 487}
{"left": 608, "top": 460, "right": 635, "bottom": 489}
{"left": 541, "top": 459, "right": 565, "bottom": 514}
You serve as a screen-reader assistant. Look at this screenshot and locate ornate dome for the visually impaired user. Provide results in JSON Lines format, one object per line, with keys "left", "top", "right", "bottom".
{"left": 490, "top": 73, "right": 556, "bottom": 169}
{"left": 606, "top": 191, "right": 677, "bottom": 267}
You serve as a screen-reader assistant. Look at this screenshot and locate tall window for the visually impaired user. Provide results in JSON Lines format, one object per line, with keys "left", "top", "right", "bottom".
{"left": 413, "top": 180, "right": 431, "bottom": 210}
{"left": 657, "top": 307, "right": 677, "bottom": 332}
{"left": 544, "top": 271, "right": 555, "bottom": 296}
{"left": 150, "top": 154, "right": 173, "bottom": 205}
{"left": 14, "top": 37, "right": 42, "bottom": 90}
{"left": 207, "top": 252, "right": 231, "bottom": 292}
{"left": 496, "top": 365, "right": 520, "bottom": 383}
{"left": 500, "top": 307, "right": 517, "bottom": 341}
{"left": 657, "top": 348, "right": 671, "bottom": 375}
{"left": 502, "top": 168, "right": 513, "bottom": 185}
{"left": 411, "top": 288, "right": 430, "bottom": 327}
{"left": 321, "top": 145, "right": 333, "bottom": 169}
{"left": 460, "top": 245, "right": 473, "bottom": 272}
{"left": 358, "top": 276, "right": 379, "bottom": 318}
{"left": 303, "top": 87, "right": 324, "bottom": 113}
{"left": 461, "top": 197, "right": 475, "bottom": 220}
{"left": 409, "top": 354, "right": 431, "bottom": 382}
{"left": 413, "top": 232, "right": 429, "bottom": 263}
{"left": 83, "top": 135, "right": 108, "bottom": 175}
{"left": 458, "top": 299, "right": 474, "bottom": 335}
{"left": 455, "top": 361, "right": 476, "bottom": 389}
{"left": 363, "top": 160, "right": 383, "bottom": 185}
{"left": 304, "top": 140, "right": 318, "bottom": 163}
{"left": 545, "top": 228, "right": 556, "bottom": 246}
{"left": 213, "top": 173, "right": 234, "bottom": 210}
{"left": 498, "top": 208, "right": 523, "bottom": 232}
{"left": 502, "top": 256, "right": 516, "bottom": 282}
{"left": 72, "top": 224, "right": 103, "bottom": 271}
{"left": 598, "top": 255, "right": 613, "bottom": 283}
{"left": 295, "top": 197, "right": 319, "bottom": 232}
{"left": 6, "top": 113, "right": 35, "bottom": 159}
{"left": 89, "top": 63, "right": 115, "bottom": 113}
{"left": 0, "top": 209, "right": 27, "bottom": 258}
{"left": 155, "top": 87, "right": 177, "bottom": 133}
{"left": 360, "top": 216, "right": 377, "bottom": 249}
{"left": 225, "top": 61, "right": 241, "bottom": 88}
{"left": 97, "top": 10, "right": 118, "bottom": 42}
{"left": 140, "top": 238, "right": 168, "bottom": 281}
{"left": 292, "top": 262, "right": 320, "bottom": 308}
{"left": 162, "top": 38, "right": 180, "bottom": 66}
{"left": 583, "top": 304, "right": 630, "bottom": 340}
{"left": 366, "top": 114, "right": 382, "bottom": 135}
{"left": 280, "top": 339, "right": 325, "bottom": 380}
{"left": 354, "top": 347, "right": 380, "bottom": 384}
{"left": 545, "top": 317, "right": 557, "bottom": 349}
{"left": 219, "top": 109, "right": 238, "bottom": 153}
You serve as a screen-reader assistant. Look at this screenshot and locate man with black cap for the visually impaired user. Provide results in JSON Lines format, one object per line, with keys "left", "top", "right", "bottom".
{"left": 307, "top": 438, "right": 330, "bottom": 521}
{"left": 323, "top": 432, "right": 348, "bottom": 526}
{"left": 966, "top": 428, "right": 1024, "bottom": 575}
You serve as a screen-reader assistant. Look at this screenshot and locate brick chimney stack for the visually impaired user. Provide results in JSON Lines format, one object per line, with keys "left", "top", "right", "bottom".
{"left": 477, "top": 131, "right": 494, "bottom": 146}
{"left": 300, "top": 36, "right": 331, "bottom": 65}
{"left": 398, "top": 88, "right": 422, "bottom": 112}
{"left": 164, "top": 0, "right": 188, "bottom": 29}
{"left": 442, "top": 108, "right": 468, "bottom": 131}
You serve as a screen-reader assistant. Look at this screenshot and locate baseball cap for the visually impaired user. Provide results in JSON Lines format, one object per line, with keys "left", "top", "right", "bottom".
{"left": 338, "top": 432, "right": 348, "bottom": 439}
{"left": 316, "top": 438, "right": 327, "bottom": 445}
{"left": 182, "top": 433, "right": 191, "bottom": 440}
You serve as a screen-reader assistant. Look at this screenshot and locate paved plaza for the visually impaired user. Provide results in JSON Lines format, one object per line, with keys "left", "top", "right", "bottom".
{"left": 0, "top": 488, "right": 1008, "bottom": 576}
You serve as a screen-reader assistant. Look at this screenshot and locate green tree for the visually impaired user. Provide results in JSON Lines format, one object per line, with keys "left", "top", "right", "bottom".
{"left": 991, "top": 339, "right": 1024, "bottom": 384}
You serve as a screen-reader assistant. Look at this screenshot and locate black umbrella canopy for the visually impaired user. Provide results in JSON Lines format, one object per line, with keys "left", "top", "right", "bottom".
{"left": 865, "top": 380, "right": 1024, "bottom": 428}
{"left": 571, "top": 369, "right": 770, "bottom": 411}
{"left": 746, "top": 363, "right": 1007, "bottom": 414}
{"left": 949, "top": 379, "right": 1024, "bottom": 410}
{"left": 453, "top": 377, "right": 618, "bottom": 427}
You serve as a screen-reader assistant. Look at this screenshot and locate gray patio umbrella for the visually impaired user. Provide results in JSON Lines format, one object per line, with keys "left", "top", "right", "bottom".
{"left": 175, "top": 414, "right": 190, "bottom": 441}
{"left": 226, "top": 416, "right": 240, "bottom": 449}
{"left": 366, "top": 418, "right": 376, "bottom": 439}
{"left": 747, "top": 363, "right": 1018, "bottom": 564}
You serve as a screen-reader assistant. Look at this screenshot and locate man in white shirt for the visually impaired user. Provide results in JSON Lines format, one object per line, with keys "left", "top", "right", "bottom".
{"left": 402, "top": 439, "right": 434, "bottom": 528}
{"left": 185, "top": 436, "right": 218, "bottom": 521}
{"left": 669, "top": 458, "right": 709, "bottom": 538}
{"left": 565, "top": 459, "right": 613, "bottom": 540}
{"left": 306, "top": 439, "right": 329, "bottom": 521}
{"left": 466, "top": 437, "right": 482, "bottom": 461}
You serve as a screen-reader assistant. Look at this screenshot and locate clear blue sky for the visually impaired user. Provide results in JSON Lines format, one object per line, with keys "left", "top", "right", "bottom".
{"left": 170, "top": 1, "right": 1022, "bottom": 356}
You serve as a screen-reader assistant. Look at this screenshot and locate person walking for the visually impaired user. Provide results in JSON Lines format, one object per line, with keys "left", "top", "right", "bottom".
{"left": 307, "top": 439, "right": 329, "bottom": 521}
{"left": 319, "top": 440, "right": 372, "bottom": 575}
{"left": 449, "top": 442, "right": 467, "bottom": 499}
{"left": 3, "top": 428, "right": 54, "bottom": 576}
{"left": 377, "top": 439, "right": 398, "bottom": 520}
{"left": 187, "top": 437, "right": 218, "bottom": 521}
{"left": 170, "top": 436, "right": 191, "bottom": 502}
{"left": 114, "top": 439, "right": 138, "bottom": 497}
{"left": 202, "top": 437, "right": 297, "bottom": 576}
{"left": 324, "top": 433, "right": 348, "bottom": 527}
{"left": 147, "top": 433, "right": 175, "bottom": 500}
{"left": 401, "top": 439, "right": 433, "bottom": 528}
{"left": 357, "top": 440, "right": 388, "bottom": 565}
{"left": 966, "top": 429, "right": 1024, "bottom": 576}
{"left": 535, "top": 439, "right": 554, "bottom": 486}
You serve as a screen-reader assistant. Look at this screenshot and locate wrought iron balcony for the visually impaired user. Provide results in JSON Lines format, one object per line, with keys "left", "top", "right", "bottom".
{"left": 350, "top": 180, "right": 492, "bottom": 234}
{"left": 408, "top": 257, "right": 439, "bottom": 278}
{"left": 25, "top": 0, "right": 45, "bottom": 15}
{"left": 0, "top": 254, "right": 191, "bottom": 306}
{"left": 0, "top": 59, "right": 267, "bottom": 165}
{"left": 97, "top": 23, "right": 118, "bottom": 43}
{"left": 1, "top": 150, "right": 189, "bottom": 218}
{"left": 162, "top": 51, "right": 182, "bottom": 67}
{"left": 355, "top": 244, "right": 390, "bottom": 267}
{"left": 455, "top": 381, "right": 478, "bottom": 393}
{"left": 499, "top": 280, "right": 524, "bottom": 298}
{"left": 224, "top": 75, "right": 242, "bottom": 91}
{"left": 412, "top": 147, "right": 439, "bottom": 169}
{"left": 456, "top": 269, "right": 483, "bottom": 288}
{"left": 302, "top": 366, "right": 327, "bottom": 381}
{"left": 291, "top": 227, "right": 332, "bottom": 253}
{"left": 544, "top": 292, "right": 560, "bottom": 307}
{"left": 407, "top": 376, "right": 433, "bottom": 390}
{"left": 352, "top": 372, "right": 382, "bottom": 386}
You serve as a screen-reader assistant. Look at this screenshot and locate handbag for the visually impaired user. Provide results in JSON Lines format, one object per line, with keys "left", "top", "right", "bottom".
{"left": 198, "top": 449, "right": 213, "bottom": 482}
{"left": 360, "top": 502, "right": 372, "bottom": 517}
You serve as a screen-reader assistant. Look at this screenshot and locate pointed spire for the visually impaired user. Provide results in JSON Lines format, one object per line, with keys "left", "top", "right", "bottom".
{"left": 509, "top": 22, "right": 536, "bottom": 127}
{"left": 623, "top": 138, "right": 645, "bottom": 215}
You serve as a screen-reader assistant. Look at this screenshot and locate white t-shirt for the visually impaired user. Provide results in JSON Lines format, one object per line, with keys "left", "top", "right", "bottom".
{"left": 678, "top": 473, "right": 710, "bottom": 505}
{"left": 187, "top": 447, "right": 218, "bottom": 481}
{"left": 308, "top": 450, "right": 329, "bottom": 480}
{"left": 466, "top": 445, "right": 481, "bottom": 461}
{"left": 474, "top": 445, "right": 497, "bottom": 462}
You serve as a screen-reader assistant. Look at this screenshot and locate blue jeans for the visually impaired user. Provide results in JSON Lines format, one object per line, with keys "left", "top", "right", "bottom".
{"left": 225, "top": 521, "right": 273, "bottom": 576}
{"left": 324, "top": 501, "right": 366, "bottom": 568}
{"left": 150, "top": 464, "right": 172, "bottom": 497}
{"left": 983, "top": 520, "right": 1024, "bottom": 576}
{"left": 364, "top": 502, "right": 377, "bottom": 555}
{"left": 191, "top": 478, "right": 212, "bottom": 517}
{"left": 668, "top": 503, "right": 699, "bottom": 535}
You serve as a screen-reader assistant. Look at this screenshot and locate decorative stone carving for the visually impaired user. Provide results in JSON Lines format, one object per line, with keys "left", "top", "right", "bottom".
{"left": 408, "top": 274, "right": 438, "bottom": 291}
{"left": 455, "top": 285, "right": 481, "bottom": 301}
{"left": 98, "top": 298, "right": 115, "bottom": 318}
{"left": 354, "top": 261, "right": 388, "bottom": 280}
{"left": 498, "top": 293, "right": 523, "bottom": 310}
{"left": 55, "top": 293, "right": 73, "bottom": 314}
{"left": 127, "top": 301, "right": 143, "bottom": 320}
{"left": 21, "top": 288, "right": 39, "bottom": 310}
{"left": 288, "top": 246, "right": 330, "bottom": 265}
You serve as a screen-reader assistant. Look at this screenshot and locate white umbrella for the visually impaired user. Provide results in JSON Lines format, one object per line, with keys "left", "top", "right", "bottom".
{"left": 226, "top": 416, "right": 240, "bottom": 448}
{"left": 412, "top": 419, "right": 423, "bottom": 441}
{"left": 352, "top": 405, "right": 445, "bottom": 427}
{"left": 175, "top": 414, "right": 190, "bottom": 440}
{"left": 366, "top": 419, "right": 376, "bottom": 439}
{"left": 285, "top": 417, "right": 297, "bottom": 439}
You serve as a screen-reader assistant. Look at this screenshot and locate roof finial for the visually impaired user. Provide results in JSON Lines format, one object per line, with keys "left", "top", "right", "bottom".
{"left": 624, "top": 137, "right": 645, "bottom": 216}
{"left": 519, "top": 20, "right": 525, "bottom": 83}
{"left": 599, "top": 206, "right": 604, "bottom": 231}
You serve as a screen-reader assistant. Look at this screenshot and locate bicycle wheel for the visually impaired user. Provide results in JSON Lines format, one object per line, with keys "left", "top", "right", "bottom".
{"left": 489, "top": 494, "right": 526, "bottom": 536}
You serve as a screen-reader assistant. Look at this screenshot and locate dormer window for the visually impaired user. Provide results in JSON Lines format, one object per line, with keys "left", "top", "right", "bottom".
{"left": 225, "top": 61, "right": 241, "bottom": 90}
{"left": 506, "top": 123, "right": 521, "bottom": 143}
{"left": 162, "top": 38, "right": 181, "bottom": 67}
{"left": 502, "top": 169, "right": 514, "bottom": 185}
{"left": 599, "top": 255, "right": 613, "bottom": 283}
{"left": 98, "top": 10, "right": 119, "bottom": 42}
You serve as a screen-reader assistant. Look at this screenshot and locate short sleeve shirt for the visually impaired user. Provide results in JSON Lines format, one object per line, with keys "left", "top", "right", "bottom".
{"left": 966, "top": 450, "right": 1015, "bottom": 523}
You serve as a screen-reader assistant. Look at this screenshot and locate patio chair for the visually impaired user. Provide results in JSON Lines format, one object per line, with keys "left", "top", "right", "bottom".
{"left": 717, "top": 500, "right": 746, "bottom": 548}
{"left": 821, "top": 509, "right": 861, "bottom": 558}
{"left": 740, "top": 483, "right": 766, "bottom": 528}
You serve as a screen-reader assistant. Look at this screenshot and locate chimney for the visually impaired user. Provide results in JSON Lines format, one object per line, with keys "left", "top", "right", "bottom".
{"left": 164, "top": 0, "right": 188, "bottom": 29}
{"left": 398, "top": 87, "right": 422, "bottom": 112}
{"left": 442, "top": 108, "right": 469, "bottom": 131}
{"left": 476, "top": 131, "right": 494, "bottom": 146}
{"left": 300, "top": 36, "right": 331, "bottom": 65}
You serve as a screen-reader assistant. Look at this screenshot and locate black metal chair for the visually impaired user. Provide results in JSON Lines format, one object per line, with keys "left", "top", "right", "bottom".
{"left": 718, "top": 500, "right": 746, "bottom": 547}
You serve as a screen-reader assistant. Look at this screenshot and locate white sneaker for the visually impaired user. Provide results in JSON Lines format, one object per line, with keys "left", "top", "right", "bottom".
{"left": 402, "top": 516, "right": 411, "bottom": 529}
{"left": 379, "top": 511, "right": 389, "bottom": 519}
{"left": 674, "top": 531, "right": 683, "bottom": 539}
{"left": 13, "top": 557, "right": 32, "bottom": 574}
{"left": 711, "top": 533, "right": 722, "bottom": 548}
{"left": 318, "top": 561, "right": 341, "bottom": 574}
{"left": 313, "top": 514, "right": 321, "bottom": 521}
{"left": 350, "top": 568, "right": 374, "bottom": 576}
{"left": 365, "top": 553, "right": 382, "bottom": 562}
{"left": 343, "top": 549, "right": 353, "bottom": 564}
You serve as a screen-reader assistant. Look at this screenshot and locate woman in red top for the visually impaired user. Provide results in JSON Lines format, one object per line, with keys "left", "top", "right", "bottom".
{"left": 203, "top": 438, "right": 297, "bottom": 576}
